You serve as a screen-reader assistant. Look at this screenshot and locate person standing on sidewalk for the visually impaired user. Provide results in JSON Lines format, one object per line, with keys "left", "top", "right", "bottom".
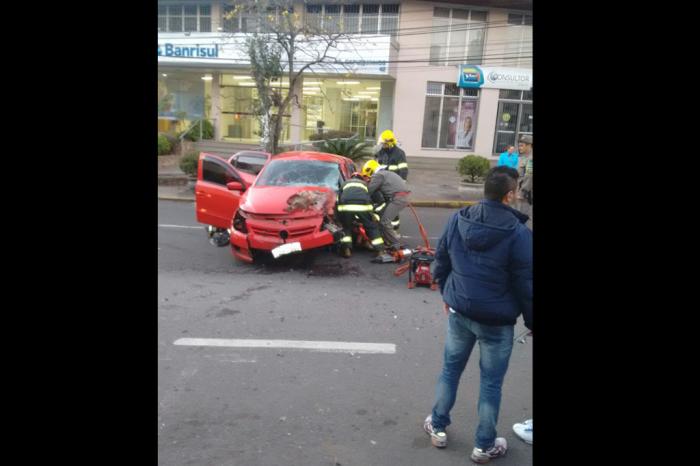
{"left": 516, "top": 135, "right": 533, "bottom": 228}
{"left": 423, "top": 166, "right": 533, "bottom": 464}
{"left": 497, "top": 145, "right": 519, "bottom": 170}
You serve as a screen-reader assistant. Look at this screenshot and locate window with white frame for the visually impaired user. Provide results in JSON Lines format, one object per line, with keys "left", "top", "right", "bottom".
{"left": 221, "top": 4, "right": 292, "bottom": 33}
{"left": 158, "top": 4, "right": 211, "bottom": 32}
{"left": 430, "top": 7, "right": 487, "bottom": 66}
{"left": 505, "top": 13, "right": 532, "bottom": 67}
{"left": 422, "top": 82, "right": 480, "bottom": 150}
{"left": 492, "top": 89, "right": 532, "bottom": 154}
{"left": 304, "top": 3, "right": 400, "bottom": 36}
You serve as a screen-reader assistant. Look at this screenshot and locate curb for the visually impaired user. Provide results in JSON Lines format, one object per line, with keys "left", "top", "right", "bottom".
{"left": 410, "top": 200, "right": 476, "bottom": 208}
{"left": 159, "top": 195, "right": 195, "bottom": 202}
{"left": 158, "top": 195, "right": 476, "bottom": 207}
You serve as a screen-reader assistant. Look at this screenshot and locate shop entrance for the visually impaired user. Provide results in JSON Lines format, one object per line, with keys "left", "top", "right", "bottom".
{"left": 493, "top": 90, "right": 533, "bottom": 154}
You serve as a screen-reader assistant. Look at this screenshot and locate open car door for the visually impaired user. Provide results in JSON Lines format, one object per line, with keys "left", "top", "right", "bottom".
{"left": 195, "top": 153, "right": 249, "bottom": 229}
{"left": 227, "top": 151, "right": 272, "bottom": 186}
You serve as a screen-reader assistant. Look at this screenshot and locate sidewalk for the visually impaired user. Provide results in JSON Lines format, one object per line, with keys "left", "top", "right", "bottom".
{"left": 158, "top": 154, "right": 484, "bottom": 208}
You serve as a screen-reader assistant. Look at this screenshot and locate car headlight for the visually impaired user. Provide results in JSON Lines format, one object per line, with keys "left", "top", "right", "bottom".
{"left": 233, "top": 209, "right": 248, "bottom": 233}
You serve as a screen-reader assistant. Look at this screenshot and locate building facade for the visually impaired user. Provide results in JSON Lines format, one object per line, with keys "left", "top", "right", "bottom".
{"left": 157, "top": 0, "right": 532, "bottom": 159}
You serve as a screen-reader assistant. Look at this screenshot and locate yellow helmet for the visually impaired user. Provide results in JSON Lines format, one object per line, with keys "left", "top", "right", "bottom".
{"left": 379, "top": 129, "right": 396, "bottom": 147}
{"left": 362, "top": 159, "right": 380, "bottom": 177}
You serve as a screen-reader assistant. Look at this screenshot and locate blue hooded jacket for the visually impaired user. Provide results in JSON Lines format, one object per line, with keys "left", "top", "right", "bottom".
{"left": 432, "top": 199, "right": 532, "bottom": 329}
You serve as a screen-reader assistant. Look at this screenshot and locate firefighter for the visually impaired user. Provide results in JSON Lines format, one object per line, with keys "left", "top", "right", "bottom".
{"left": 336, "top": 172, "right": 385, "bottom": 258}
{"left": 375, "top": 129, "right": 408, "bottom": 231}
{"left": 375, "top": 129, "right": 408, "bottom": 180}
{"left": 362, "top": 160, "right": 411, "bottom": 252}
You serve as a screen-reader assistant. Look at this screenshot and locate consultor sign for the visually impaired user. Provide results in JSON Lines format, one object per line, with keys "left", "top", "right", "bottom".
{"left": 458, "top": 65, "right": 532, "bottom": 91}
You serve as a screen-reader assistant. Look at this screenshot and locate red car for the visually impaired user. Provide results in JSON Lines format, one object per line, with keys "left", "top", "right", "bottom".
{"left": 195, "top": 150, "right": 357, "bottom": 263}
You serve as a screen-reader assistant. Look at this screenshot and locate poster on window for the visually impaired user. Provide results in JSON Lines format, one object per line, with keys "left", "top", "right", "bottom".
{"left": 455, "top": 101, "right": 476, "bottom": 149}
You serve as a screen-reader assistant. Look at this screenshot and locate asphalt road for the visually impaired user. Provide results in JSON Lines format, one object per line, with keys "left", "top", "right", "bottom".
{"left": 158, "top": 200, "right": 533, "bottom": 466}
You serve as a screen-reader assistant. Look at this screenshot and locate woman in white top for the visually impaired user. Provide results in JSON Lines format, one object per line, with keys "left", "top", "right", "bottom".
{"left": 456, "top": 116, "right": 474, "bottom": 149}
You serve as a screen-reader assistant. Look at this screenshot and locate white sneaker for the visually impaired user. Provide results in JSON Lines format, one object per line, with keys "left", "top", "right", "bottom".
{"left": 470, "top": 437, "right": 507, "bottom": 463}
{"left": 512, "top": 419, "right": 533, "bottom": 444}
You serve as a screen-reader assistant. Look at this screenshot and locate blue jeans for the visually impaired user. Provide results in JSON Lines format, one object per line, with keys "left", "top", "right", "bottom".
{"left": 431, "top": 311, "right": 514, "bottom": 450}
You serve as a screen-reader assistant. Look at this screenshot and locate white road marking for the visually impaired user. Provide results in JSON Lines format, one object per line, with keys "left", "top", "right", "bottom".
{"left": 159, "top": 224, "right": 202, "bottom": 229}
{"left": 174, "top": 338, "right": 396, "bottom": 354}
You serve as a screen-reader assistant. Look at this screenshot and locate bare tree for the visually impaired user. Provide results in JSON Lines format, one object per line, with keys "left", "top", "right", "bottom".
{"left": 225, "top": 0, "right": 354, "bottom": 154}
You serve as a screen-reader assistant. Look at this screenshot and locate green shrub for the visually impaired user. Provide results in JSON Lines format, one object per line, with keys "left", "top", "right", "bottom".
{"left": 180, "top": 120, "right": 214, "bottom": 142}
{"left": 158, "top": 134, "right": 172, "bottom": 155}
{"left": 308, "top": 130, "right": 355, "bottom": 141}
{"left": 179, "top": 152, "right": 199, "bottom": 177}
{"left": 457, "top": 155, "right": 491, "bottom": 183}
{"left": 314, "top": 137, "right": 374, "bottom": 161}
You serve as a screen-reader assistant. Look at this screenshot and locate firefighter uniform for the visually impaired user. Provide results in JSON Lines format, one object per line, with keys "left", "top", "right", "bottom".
{"left": 366, "top": 168, "right": 411, "bottom": 250}
{"left": 336, "top": 176, "right": 384, "bottom": 256}
{"left": 375, "top": 129, "right": 408, "bottom": 231}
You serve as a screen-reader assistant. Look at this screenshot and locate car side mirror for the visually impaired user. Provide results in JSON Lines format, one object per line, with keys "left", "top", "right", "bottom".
{"left": 226, "top": 181, "right": 245, "bottom": 192}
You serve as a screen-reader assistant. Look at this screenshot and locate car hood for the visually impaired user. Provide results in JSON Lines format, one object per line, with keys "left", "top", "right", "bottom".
{"left": 240, "top": 186, "right": 336, "bottom": 217}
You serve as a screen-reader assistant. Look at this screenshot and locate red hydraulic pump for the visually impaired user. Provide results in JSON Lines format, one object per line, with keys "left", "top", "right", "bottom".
{"left": 393, "top": 204, "right": 437, "bottom": 290}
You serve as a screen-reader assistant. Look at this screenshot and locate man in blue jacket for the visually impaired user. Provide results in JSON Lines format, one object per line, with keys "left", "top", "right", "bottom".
{"left": 423, "top": 166, "right": 532, "bottom": 464}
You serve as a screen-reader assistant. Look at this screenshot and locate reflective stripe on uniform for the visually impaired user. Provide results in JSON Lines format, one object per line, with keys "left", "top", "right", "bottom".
{"left": 397, "top": 162, "right": 408, "bottom": 169}
{"left": 388, "top": 165, "right": 399, "bottom": 171}
{"left": 371, "top": 237, "right": 384, "bottom": 246}
{"left": 340, "top": 236, "right": 352, "bottom": 243}
{"left": 372, "top": 213, "right": 380, "bottom": 222}
{"left": 337, "top": 204, "right": 374, "bottom": 212}
{"left": 391, "top": 220, "right": 400, "bottom": 227}
{"left": 343, "top": 182, "right": 368, "bottom": 192}
{"left": 374, "top": 203, "right": 386, "bottom": 212}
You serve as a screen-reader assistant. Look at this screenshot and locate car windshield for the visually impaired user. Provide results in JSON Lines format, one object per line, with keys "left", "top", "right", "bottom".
{"left": 255, "top": 160, "right": 341, "bottom": 190}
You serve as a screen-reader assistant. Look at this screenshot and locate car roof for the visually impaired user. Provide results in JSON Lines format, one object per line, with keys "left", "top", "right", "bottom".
{"left": 271, "top": 151, "right": 352, "bottom": 165}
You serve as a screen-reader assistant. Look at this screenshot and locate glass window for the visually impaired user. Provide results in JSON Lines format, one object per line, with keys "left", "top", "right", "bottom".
{"left": 306, "top": 4, "right": 322, "bottom": 29}
{"left": 203, "top": 159, "right": 233, "bottom": 186}
{"left": 325, "top": 5, "right": 341, "bottom": 32}
{"left": 183, "top": 5, "right": 197, "bottom": 16}
{"left": 429, "top": 13, "right": 449, "bottom": 64}
{"left": 444, "top": 83, "right": 460, "bottom": 96}
{"left": 493, "top": 92, "right": 533, "bottom": 154}
{"left": 431, "top": 7, "right": 487, "bottom": 66}
{"left": 256, "top": 160, "right": 341, "bottom": 190}
{"left": 434, "top": 7, "right": 450, "bottom": 18}
{"left": 426, "top": 82, "right": 443, "bottom": 95}
{"left": 519, "top": 103, "right": 533, "bottom": 133}
{"left": 440, "top": 97, "right": 460, "bottom": 148}
{"left": 471, "top": 10, "right": 487, "bottom": 22}
{"left": 421, "top": 97, "right": 441, "bottom": 148}
{"left": 380, "top": 4, "right": 400, "bottom": 36}
{"left": 232, "top": 154, "right": 268, "bottom": 175}
{"left": 499, "top": 89, "right": 522, "bottom": 100}
{"left": 184, "top": 17, "right": 198, "bottom": 32}
{"left": 169, "top": 17, "right": 183, "bottom": 32}
{"left": 422, "top": 83, "right": 479, "bottom": 150}
{"left": 199, "top": 16, "right": 211, "bottom": 32}
{"left": 200, "top": 5, "right": 211, "bottom": 16}
{"left": 508, "top": 14, "right": 523, "bottom": 25}
{"left": 343, "top": 4, "right": 360, "bottom": 33}
{"left": 362, "top": 4, "right": 379, "bottom": 34}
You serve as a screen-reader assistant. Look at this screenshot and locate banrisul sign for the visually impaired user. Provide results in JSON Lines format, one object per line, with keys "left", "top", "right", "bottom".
{"left": 158, "top": 43, "right": 219, "bottom": 58}
{"left": 458, "top": 65, "right": 532, "bottom": 90}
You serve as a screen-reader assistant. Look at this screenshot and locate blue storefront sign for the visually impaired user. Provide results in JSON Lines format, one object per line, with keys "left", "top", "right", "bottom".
{"left": 458, "top": 64, "right": 532, "bottom": 91}
{"left": 458, "top": 65, "right": 485, "bottom": 88}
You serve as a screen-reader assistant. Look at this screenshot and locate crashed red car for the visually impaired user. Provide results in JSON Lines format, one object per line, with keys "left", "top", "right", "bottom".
{"left": 195, "top": 151, "right": 356, "bottom": 263}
